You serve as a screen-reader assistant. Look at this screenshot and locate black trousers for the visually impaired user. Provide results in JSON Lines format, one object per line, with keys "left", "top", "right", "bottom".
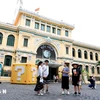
{"left": 61, "top": 76, "right": 69, "bottom": 89}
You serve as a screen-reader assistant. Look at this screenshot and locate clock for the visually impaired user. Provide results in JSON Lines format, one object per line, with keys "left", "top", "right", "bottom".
{"left": 43, "top": 50, "right": 51, "bottom": 58}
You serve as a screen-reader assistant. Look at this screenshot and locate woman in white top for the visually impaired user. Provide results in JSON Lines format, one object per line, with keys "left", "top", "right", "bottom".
{"left": 34, "top": 61, "right": 44, "bottom": 95}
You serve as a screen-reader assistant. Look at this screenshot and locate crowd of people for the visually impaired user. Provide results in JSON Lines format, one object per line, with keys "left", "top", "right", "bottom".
{"left": 34, "top": 60, "right": 84, "bottom": 96}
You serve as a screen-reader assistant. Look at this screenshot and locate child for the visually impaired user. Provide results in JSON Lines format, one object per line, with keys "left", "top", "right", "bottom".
{"left": 72, "top": 63, "right": 82, "bottom": 95}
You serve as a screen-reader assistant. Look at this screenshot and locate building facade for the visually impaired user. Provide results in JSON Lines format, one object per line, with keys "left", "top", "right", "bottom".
{"left": 0, "top": 8, "right": 100, "bottom": 82}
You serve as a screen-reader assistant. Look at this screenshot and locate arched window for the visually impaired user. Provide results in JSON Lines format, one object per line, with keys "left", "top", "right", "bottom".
{"left": 0, "top": 32, "right": 3, "bottom": 44}
{"left": 79, "top": 65, "right": 82, "bottom": 72}
{"left": 85, "top": 66, "right": 89, "bottom": 72}
{"left": 95, "top": 53, "right": 98, "bottom": 61}
{"left": 84, "top": 51, "right": 88, "bottom": 59}
{"left": 72, "top": 48, "right": 75, "bottom": 57}
{"left": 78, "top": 49, "right": 82, "bottom": 58}
{"left": 97, "top": 67, "right": 100, "bottom": 74}
{"left": 36, "top": 45, "right": 56, "bottom": 60}
{"left": 90, "top": 52, "right": 93, "bottom": 60}
{"left": 7, "top": 35, "right": 15, "bottom": 46}
{"left": 91, "top": 67, "right": 94, "bottom": 74}
{"left": 4, "top": 55, "right": 12, "bottom": 66}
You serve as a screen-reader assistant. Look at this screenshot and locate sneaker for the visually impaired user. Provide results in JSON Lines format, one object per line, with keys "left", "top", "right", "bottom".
{"left": 67, "top": 91, "right": 70, "bottom": 95}
{"left": 38, "top": 93, "right": 41, "bottom": 96}
{"left": 44, "top": 90, "right": 46, "bottom": 94}
{"left": 74, "top": 92, "right": 77, "bottom": 95}
{"left": 38, "top": 93, "right": 44, "bottom": 96}
{"left": 46, "top": 89, "right": 50, "bottom": 93}
{"left": 78, "top": 92, "right": 81, "bottom": 95}
{"left": 40, "top": 93, "right": 44, "bottom": 95}
{"left": 46, "top": 89, "right": 48, "bottom": 92}
{"left": 62, "top": 91, "right": 65, "bottom": 95}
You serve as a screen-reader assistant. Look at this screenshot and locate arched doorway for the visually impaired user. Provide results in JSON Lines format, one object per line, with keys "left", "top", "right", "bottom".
{"left": 36, "top": 44, "right": 56, "bottom": 60}
{"left": 36, "top": 44, "right": 60, "bottom": 80}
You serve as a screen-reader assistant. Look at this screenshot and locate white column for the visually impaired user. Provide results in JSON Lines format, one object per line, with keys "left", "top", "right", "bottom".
{"left": 88, "top": 51, "right": 90, "bottom": 61}
{"left": 93, "top": 53, "right": 95, "bottom": 61}
{"left": 31, "top": 18, "right": 35, "bottom": 28}
{"left": 75, "top": 48, "right": 78, "bottom": 58}
{"left": 82, "top": 49, "right": 84, "bottom": 60}
{"left": 89, "top": 64, "right": 92, "bottom": 76}
{"left": 45, "top": 23, "right": 47, "bottom": 32}
{"left": 56, "top": 26, "right": 57, "bottom": 35}
{"left": 39, "top": 21, "right": 41, "bottom": 30}
{"left": 51, "top": 24, "right": 52, "bottom": 33}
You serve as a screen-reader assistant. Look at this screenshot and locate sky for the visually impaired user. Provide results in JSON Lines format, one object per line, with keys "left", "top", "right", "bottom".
{"left": 0, "top": 0, "right": 100, "bottom": 47}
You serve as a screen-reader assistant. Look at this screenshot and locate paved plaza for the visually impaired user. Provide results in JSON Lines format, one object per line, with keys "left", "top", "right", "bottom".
{"left": 0, "top": 82, "right": 100, "bottom": 100}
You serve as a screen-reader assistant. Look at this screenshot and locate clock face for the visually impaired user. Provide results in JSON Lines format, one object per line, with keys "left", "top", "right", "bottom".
{"left": 43, "top": 50, "right": 51, "bottom": 58}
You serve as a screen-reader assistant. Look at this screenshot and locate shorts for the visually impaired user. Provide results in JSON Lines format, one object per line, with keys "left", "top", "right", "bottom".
{"left": 72, "top": 76, "right": 80, "bottom": 86}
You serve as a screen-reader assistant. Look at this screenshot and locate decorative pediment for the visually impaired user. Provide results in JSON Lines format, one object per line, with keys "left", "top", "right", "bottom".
{"left": 45, "top": 37, "right": 52, "bottom": 43}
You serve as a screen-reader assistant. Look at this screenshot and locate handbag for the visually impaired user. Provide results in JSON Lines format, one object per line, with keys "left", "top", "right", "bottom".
{"left": 40, "top": 78, "right": 43, "bottom": 83}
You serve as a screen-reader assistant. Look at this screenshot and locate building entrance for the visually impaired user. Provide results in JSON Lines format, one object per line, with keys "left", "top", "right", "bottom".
{"left": 48, "top": 67, "right": 58, "bottom": 80}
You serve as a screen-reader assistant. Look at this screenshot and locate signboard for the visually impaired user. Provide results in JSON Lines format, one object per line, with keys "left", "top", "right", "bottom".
{"left": 11, "top": 63, "right": 37, "bottom": 84}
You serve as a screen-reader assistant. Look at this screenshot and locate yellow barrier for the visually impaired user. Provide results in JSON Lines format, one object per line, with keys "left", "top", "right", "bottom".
{"left": 58, "top": 66, "right": 64, "bottom": 79}
{"left": 11, "top": 63, "right": 37, "bottom": 84}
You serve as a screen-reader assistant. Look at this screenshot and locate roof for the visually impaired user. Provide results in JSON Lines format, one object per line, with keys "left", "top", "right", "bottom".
{"left": 14, "top": 8, "right": 75, "bottom": 30}
{"left": 73, "top": 40, "right": 100, "bottom": 51}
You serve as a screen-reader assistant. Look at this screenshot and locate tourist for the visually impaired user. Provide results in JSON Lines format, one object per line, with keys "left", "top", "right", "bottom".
{"left": 34, "top": 61, "right": 44, "bottom": 95}
{"left": 55, "top": 75, "right": 58, "bottom": 83}
{"left": 88, "top": 76, "right": 95, "bottom": 89}
{"left": 78, "top": 65, "right": 82, "bottom": 89}
{"left": 72, "top": 63, "right": 82, "bottom": 95}
{"left": 42, "top": 60, "right": 49, "bottom": 93}
{"left": 53, "top": 74, "right": 58, "bottom": 83}
{"left": 61, "top": 62, "right": 70, "bottom": 95}
{"left": 53, "top": 75, "right": 56, "bottom": 83}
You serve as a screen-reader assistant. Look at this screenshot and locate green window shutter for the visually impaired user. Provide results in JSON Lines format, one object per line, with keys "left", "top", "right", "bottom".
{"left": 86, "top": 66, "right": 89, "bottom": 72}
{"left": 72, "top": 48, "right": 75, "bottom": 57}
{"left": 0, "top": 33, "right": 3, "bottom": 44}
{"left": 7, "top": 35, "right": 15, "bottom": 46}
{"left": 41, "top": 24, "right": 45, "bottom": 31}
{"left": 66, "top": 47, "right": 69, "bottom": 54}
{"left": 4, "top": 55, "right": 12, "bottom": 66}
{"left": 25, "top": 19, "right": 30, "bottom": 26}
{"left": 47, "top": 26, "right": 51, "bottom": 32}
{"left": 21, "top": 57, "right": 27, "bottom": 63}
{"left": 92, "top": 67, "right": 94, "bottom": 74}
{"left": 57, "top": 29, "right": 61, "bottom": 35}
{"left": 90, "top": 52, "right": 93, "bottom": 60}
{"left": 84, "top": 51, "right": 88, "bottom": 59}
{"left": 35, "top": 22, "right": 39, "bottom": 29}
{"left": 52, "top": 27, "right": 56, "bottom": 33}
{"left": 78, "top": 49, "right": 82, "bottom": 58}
{"left": 23, "top": 38, "right": 28, "bottom": 47}
{"left": 97, "top": 67, "right": 99, "bottom": 74}
{"left": 65, "top": 31, "right": 68, "bottom": 36}
{"left": 95, "top": 53, "right": 98, "bottom": 61}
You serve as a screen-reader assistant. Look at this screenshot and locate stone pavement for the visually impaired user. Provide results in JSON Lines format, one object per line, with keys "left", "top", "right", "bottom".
{"left": 0, "top": 82, "right": 100, "bottom": 100}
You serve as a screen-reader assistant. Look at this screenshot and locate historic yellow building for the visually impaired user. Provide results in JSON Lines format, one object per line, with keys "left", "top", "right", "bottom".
{"left": 0, "top": 8, "right": 100, "bottom": 83}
